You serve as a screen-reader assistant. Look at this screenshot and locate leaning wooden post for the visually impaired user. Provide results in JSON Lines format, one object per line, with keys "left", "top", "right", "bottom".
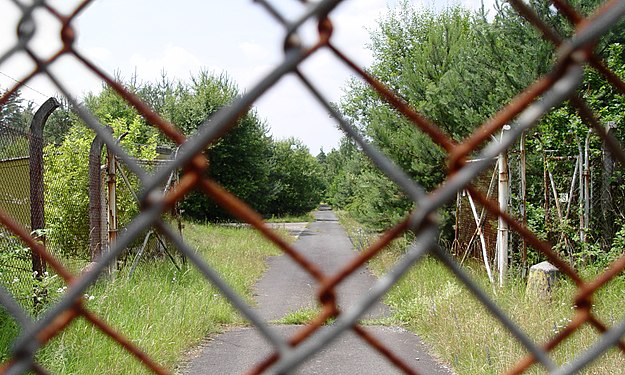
{"left": 578, "top": 142, "right": 585, "bottom": 245}
{"left": 584, "top": 131, "right": 591, "bottom": 244}
{"left": 29, "top": 98, "right": 59, "bottom": 296}
{"left": 453, "top": 191, "right": 461, "bottom": 256}
{"left": 497, "top": 127, "right": 510, "bottom": 286}
{"left": 601, "top": 121, "right": 617, "bottom": 250}
{"left": 519, "top": 131, "right": 527, "bottom": 271}
{"left": 466, "top": 190, "right": 494, "bottom": 284}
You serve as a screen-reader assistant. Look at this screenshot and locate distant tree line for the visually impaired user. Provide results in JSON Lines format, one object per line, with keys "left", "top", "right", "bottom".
{"left": 1, "top": 71, "right": 325, "bottom": 258}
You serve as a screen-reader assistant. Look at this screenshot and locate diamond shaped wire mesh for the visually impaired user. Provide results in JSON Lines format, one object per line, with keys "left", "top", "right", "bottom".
{"left": 1, "top": 0, "right": 625, "bottom": 374}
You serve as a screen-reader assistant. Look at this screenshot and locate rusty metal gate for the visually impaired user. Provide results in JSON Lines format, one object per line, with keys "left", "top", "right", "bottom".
{"left": 2, "top": 0, "right": 625, "bottom": 374}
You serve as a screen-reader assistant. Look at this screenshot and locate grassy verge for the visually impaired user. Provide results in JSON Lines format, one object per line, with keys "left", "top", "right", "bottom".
{"left": 337, "top": 211, "right": 625, "bottom": 374}
{"left": 1, "top": 222, "right": 280, "bottom": 374}
{"left": 263, "top": 212, "right": 315, "bottom": 223}
{"left": 272, "top": 307, "right": 322, "bottom": 325}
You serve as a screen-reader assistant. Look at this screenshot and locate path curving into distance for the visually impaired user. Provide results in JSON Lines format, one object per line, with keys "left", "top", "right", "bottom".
{"left": 182, "top": 206, "right": 452, "bottom": 374}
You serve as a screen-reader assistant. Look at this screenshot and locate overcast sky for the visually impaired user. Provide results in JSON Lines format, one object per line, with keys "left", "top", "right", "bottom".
{"left": 1, "top": 0, "right": 495, "bottom": 154}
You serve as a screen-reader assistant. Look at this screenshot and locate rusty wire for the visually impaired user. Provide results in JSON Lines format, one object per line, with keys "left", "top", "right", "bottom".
{"left": 1, "top": 0, "right": 625, "bottom": 374}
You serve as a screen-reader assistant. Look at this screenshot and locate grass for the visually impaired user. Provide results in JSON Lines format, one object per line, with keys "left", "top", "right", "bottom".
{"left": 337, "top": 211, "right": 625, "bottom": 374}
{"left": 263, "top": 212, "right": 315, "bottom": 223}
{"left": 272, "top": 307, "right": 322, "bottom": 325}
{"left": 0, "top": 222, "right": 280, "bottom": 374}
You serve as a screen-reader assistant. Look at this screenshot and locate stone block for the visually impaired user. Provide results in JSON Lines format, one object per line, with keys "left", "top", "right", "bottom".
{"left": 526, "top": 261, "right": 560, "bottom": 301}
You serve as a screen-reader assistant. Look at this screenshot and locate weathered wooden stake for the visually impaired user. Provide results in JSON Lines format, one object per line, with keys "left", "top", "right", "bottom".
{"left": 467, "top": 190, "right": 494, "bottom": 284}
{"left": 520, "top": 131, "right": 527, "bottom": 270}
{"left": 497, "top": 130, "right": 509, "bottom": 286}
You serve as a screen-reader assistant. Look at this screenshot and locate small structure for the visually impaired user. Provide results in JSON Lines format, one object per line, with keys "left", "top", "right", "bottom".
{"left": 526, "top": 261, "right": 560, "bottom": 301}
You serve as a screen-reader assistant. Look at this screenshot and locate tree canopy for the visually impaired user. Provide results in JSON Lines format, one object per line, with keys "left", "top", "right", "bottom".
{"left": 41, "top": 71, "right": 325, "bottom": 258}
{"left": 324, "top": 0, "right": 625, "bottom": 267}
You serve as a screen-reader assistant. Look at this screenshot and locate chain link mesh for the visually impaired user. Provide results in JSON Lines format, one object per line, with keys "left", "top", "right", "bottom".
{"left": 1, "top": 0, "right": 625, "bottom": 374}
{"left": 0, "top": 125, "right": 34, "bottom": 304}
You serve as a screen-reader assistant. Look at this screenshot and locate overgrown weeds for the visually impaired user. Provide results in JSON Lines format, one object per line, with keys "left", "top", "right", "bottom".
{"left": 338, "top": 211, "right": 625, "bottom": 374}
{"left": 263, "top": 212, "right": 315, "bottom": 223}
{"left": 0, "top": 222, "right": 280, "bottom": 374}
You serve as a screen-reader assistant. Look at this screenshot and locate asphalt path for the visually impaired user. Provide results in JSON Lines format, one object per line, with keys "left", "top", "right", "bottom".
{"left": 181, "top": 206, "right": 452, "bottom": 374}
{"left": 254, "top": 206, "right": 388, "bottom": 321}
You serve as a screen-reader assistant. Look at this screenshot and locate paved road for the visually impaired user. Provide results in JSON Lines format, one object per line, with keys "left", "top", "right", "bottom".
{"left": 182, "top": 326, "right": 451, "bottom": 374}
{"left": 254, "top": 206, "right": 388, "bottom": 321}
{"left": 182, "top": 206, "right": 452, "bottom": 374}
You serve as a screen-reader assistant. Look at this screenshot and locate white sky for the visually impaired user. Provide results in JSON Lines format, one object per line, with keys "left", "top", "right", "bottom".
{"left": 0, "top": 0, "right": 495, "bottom": 154}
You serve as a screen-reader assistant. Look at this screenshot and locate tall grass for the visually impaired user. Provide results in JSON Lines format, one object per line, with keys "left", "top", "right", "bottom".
{"left": 1, "top": 222, "right": 280, "bottom": 374}
{"left": 338, "top": 211, "right": 625, "bottom": 374}
{"left": 263, "top": 212, "right": 315, "bottom": 223}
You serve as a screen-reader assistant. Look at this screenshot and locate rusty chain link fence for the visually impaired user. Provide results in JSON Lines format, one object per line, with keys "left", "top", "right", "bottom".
{"left": 0, "top": 124, "right": 35, "bottom": 304}
{"left": 2, "top": 0, "right": 625, "bottom": 374}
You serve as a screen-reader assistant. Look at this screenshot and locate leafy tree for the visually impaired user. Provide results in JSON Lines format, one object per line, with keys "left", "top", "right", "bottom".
{"left": 160, "top": 71, "right": 272, "bottom": 221}
{"left": 324, "top": 139, "right": 412, "bottom": 230}
{"left": 44, "top": 116, "right": 157, "bottom": 257}
{"left": 81, "top": 72, "right": 271, "bottom": 221}
{"left": 0, "top": 90, "right": 34, "bottom": 132}
{"left": 336, "top": 5, "right": 496, "bottom": 232}
{"left": 324, "top": 138, "right": 362, "bottom": 208}
{"left": 333, "top": 0, "right": 625, "bottom": 267}
{"left": 266, "top": 138, "right": 324, "bottom": 216}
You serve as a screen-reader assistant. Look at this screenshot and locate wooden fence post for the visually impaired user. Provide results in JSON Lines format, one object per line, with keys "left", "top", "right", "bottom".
{"left": 497, "top": 128, "right": 509, "bottom": 286}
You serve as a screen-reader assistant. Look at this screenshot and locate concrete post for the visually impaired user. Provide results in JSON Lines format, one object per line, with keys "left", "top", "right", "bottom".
{"left": 29, "top": 98, "right": 58, "bottom": 287}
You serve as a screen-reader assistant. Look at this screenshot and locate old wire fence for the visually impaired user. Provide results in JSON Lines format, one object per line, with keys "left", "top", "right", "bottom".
{"left": 2, "top": 0, "right": 625, "bottom": 374}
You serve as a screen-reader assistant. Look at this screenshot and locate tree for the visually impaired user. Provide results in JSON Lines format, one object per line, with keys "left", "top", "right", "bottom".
{"left": 161, "top": 71, "right": 272, "bottom": 221}
{"left": 44, "top": 116, "right": 157, "bottom": 257}
{"left": 266, "top": 138, "right": 324, "bottom": 216}
{"left": 332, "top": 0, "right": 625, "bottom": 269}
{"left": 81, "top": 72, "right": 275, "bottom": 221}
{"left": 0, "top": 90, "right": 34, "bottom": 132}
{"left": 336, "top": 5, "right": 493, "bottom": 232}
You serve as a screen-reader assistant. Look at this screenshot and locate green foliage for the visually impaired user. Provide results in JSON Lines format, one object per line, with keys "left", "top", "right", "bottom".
{"left": 44, "top": 126, "right": 92, "bottom": 256}
{"left": 44, "top": 69, "right": 324, "bottom": 259}
{"left": 0, "top": 222, "right": 279, "bottom": 373}
{"left": 346, "top": 168, "right": 412, "bottom": 231}
{"left": 0, "top": 90, "right": 34, "bottom": 132}
{"left": 147, "top": 71, "right": 272, "bottom": 220}
{"left": 156, "top": 71, "right": 322, "bottom": 220}
{"left": 332, "top": 5, "right": 494, "bottom": 232}
{"left": 0, "top": 308, "right": 19, "bottom": 363}
{"left": 338, "top": 209, "right": 625, "bottom": 374}
{"left": 326, "top": 0, "right": 625, "bottom": 270}
{"left": 0, "top": 91, "right": 33, "bottom": 160}
{"left": 266, "top": 138, "right": 324, "bottom": 216}
{"left": 607, "top": 223, "right": 625, "bottom": 266}
{"left": 381, "top": 255, "right": 625, "bottom": 374}
{"left": 323, "top": 139, "right": 362, "bottom": 209}
{"left": 44, "top": 116, "right": 157, "bottom": 258}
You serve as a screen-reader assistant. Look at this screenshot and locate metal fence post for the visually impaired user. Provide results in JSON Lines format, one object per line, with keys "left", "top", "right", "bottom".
{"left": 29, "top": 97, "right": 58, "bottom": 303}
{"left": 107, "top": 141, "right": 118, "bottom": 274}
{"left": 89, "top": 134, "right": 104, "bottom": 261}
